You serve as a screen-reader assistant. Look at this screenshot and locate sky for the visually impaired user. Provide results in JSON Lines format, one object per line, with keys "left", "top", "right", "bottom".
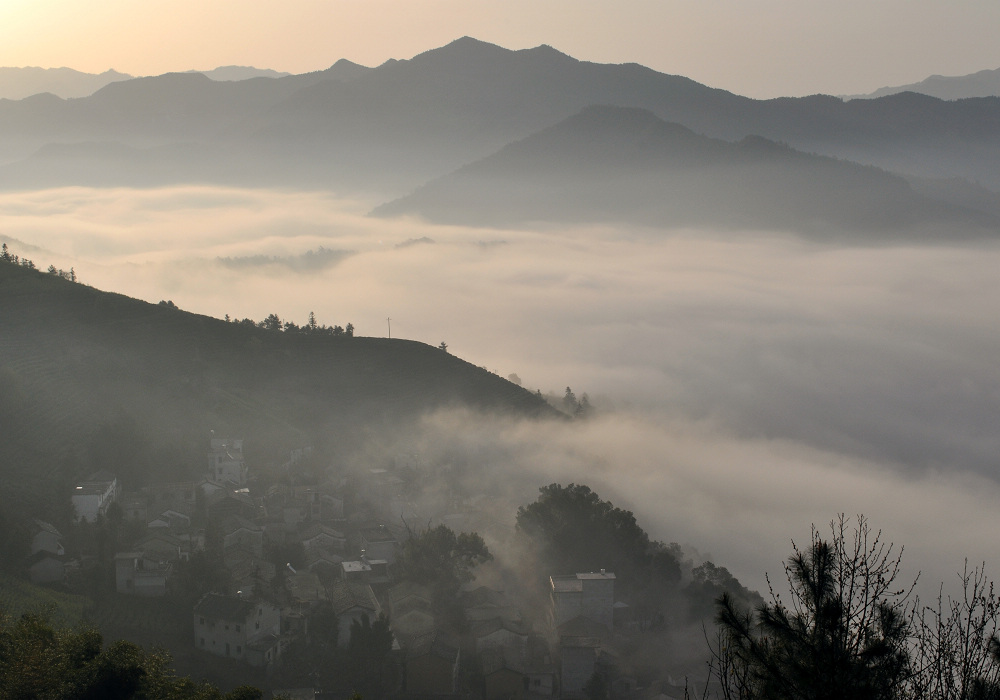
{"left": 1, "top": 0, "right": 999, "bottom": 98}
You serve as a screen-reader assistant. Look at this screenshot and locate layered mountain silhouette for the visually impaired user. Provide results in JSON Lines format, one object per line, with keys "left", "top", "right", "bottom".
{"left": 373, "top": 106, "right": 998, "bottom": 238}
{"left": 0, "top": 67, "right": 133, "bottom": 100}
{"left": 849, "top": 67, "right": 1000, "bottom": 101}
{"left": 2, "top": 37, "right": 1000, "bottom": 197}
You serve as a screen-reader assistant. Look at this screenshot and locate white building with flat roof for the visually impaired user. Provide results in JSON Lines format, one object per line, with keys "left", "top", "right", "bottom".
{"left": 549, "top": 570, "right": 615, "bottom": 634}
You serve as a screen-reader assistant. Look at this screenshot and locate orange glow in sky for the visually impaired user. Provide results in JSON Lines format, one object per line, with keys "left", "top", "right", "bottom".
{"left": 1, "top": 0, "right": 998, "bottom": 99}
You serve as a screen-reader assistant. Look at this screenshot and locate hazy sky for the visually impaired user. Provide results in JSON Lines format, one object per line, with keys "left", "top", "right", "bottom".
{"left": 2, "top": 0, "right": 999, "bottom": 98}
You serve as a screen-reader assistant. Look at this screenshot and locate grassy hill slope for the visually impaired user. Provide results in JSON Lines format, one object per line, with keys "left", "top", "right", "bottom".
{"left": 0, "top": 262, "right": 555, "bottom": 515}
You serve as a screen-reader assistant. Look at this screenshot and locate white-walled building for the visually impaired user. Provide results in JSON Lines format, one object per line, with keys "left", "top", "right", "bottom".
{"left": 549, "top": 571, "right": 615, "bottom": 634}
{"left": 208, "top": 438, "right": 247, "bottom": 487}
{"left": 193, "top": 593, "right": 282, "bottom": 669}
{"left": 71, "top": 471, "right": 119, "bottom": 523}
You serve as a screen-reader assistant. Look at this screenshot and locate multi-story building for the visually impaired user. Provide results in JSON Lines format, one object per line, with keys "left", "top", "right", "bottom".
{"left": 549, "top": 571, "right": 615, "bottom": 635}
{"left": 208, "top": 438, "right": 247, "bottom": 488}
{"left": 193, "top": 593, "right": 282, "bottom": 669}
{"left": 71, "top": 471, "right": 119, "bottom": 523}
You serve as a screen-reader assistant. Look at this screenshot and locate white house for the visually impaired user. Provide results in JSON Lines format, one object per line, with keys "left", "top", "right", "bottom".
{"left": 328, "top": 579, "right": 381, "bottom": 648}
{"left": 71, "top": 471, "right": 119, "bottom": 522}
{"left": 193, "top": 593, "right": 282, "bottom": 669}
{"left": 115, "top": 552, "right": 173, "bottom": 597}
{"left": 208, "top": 438, "right": 247, "bottom": 487}
{"left": 549, "top": 571, "right": 615, "bottom": 635}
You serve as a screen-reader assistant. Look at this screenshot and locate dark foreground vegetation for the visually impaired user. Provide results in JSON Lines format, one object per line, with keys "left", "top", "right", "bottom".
{"left": 0, "top": 612, "right": 263, "bottom": 700}
{"left": 706, "top": 516, "right": 1000, "bottom": 700}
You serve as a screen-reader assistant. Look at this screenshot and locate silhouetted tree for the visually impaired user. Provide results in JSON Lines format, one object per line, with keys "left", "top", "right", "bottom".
{"left": 563, "top": 387, "right": 578, "bottom": 414}
{"left": 345, "top": 322, "right": 354, "bottom": 337}
{"left": 712, "top": 515, "right": 913, "bottom": 700}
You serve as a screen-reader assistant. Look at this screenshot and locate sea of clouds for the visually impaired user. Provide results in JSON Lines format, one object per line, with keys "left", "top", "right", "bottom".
{"left": 4, "top": 184, "right": 1000, "bottom": 595}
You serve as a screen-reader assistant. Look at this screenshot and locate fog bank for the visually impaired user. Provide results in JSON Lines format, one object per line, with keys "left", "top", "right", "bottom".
{"left": 4, "top": 185, "right": 1000, "bottom": 592}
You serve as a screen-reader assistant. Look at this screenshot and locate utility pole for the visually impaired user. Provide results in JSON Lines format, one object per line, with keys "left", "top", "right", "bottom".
{"left": 387, "top": 317, "right": 391, "bottom": 339}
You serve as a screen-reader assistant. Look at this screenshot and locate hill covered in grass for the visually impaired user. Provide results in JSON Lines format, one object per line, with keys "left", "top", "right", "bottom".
{"left": 0, "top": 261, "right": 555, "bottom": 517}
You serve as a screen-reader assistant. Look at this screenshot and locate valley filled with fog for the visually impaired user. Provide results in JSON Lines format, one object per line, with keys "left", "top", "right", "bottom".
{"left": 6, "top": 183, "right": 1000, "bottom": 595}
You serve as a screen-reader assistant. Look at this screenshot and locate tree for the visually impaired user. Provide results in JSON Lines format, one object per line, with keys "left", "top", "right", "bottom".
{"left": 308, "top": 311, "right": 317, "bottom": 331}
{"left": 345, "top": 322, "right": 354, "bottom": 337}
{"left": 563, "top": 387, "right": 578, "bottom": 414}
{"left": 438, "top": 341, "right": 448, "bottom": 352}
{"left": 0, "top": 612, "right": 262, "bottom": 699}
{"left": 712, "top": 515, "right": 914, "bottom": 700}
{"left": 399, "top": 524, "right": 492, "bottom": 599}
{"left": 909, "top": 562, "right": 1000, "bottom": 700}
{"left": 516, "top": 483, "right": 650, "bottom": 577}
{"left": 348, "top": 612, "right": 397, "bottom": 697}
{"left": 263, "top": 313, "right": 282, "bottom": 332}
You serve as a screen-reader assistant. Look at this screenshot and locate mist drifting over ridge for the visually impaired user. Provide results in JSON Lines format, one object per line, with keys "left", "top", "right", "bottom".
{"left": 5, "top": 183, "right": 1000, "bottom": 595}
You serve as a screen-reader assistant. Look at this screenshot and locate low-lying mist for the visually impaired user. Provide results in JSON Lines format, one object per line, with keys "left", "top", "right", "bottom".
{"left": 5, "top": 184, "right": 1000, "bottom": 595}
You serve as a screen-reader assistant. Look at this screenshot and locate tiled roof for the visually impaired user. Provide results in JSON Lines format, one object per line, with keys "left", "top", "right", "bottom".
{"left": 328, "top": 580, "right": 378, "bottom": 615}
{"left": 32, "top": 519, "right": 63, "bottom": 538}
{"left": 193, "top": 593, "right": 253, "bottom": 622}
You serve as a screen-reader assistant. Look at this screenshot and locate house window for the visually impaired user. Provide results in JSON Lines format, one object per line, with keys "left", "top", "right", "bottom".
{"left": 235, "top": 624, "right": 240, "bottom": 632}
{"left": 236, "top": 645, "right": 242, "bottom": 654}
{"left": 199, "top": 617, "right": 205, "bottom": 625}
{"left": 256, "top": 621, "right": 260, "bottom": 630}
{"left": 200, "top": 638, "right": 205, "bottom": 647}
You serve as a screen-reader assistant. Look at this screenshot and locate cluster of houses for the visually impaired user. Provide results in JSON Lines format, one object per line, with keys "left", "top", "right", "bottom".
{"left": 27, "top": 437, "right": 642, "bottom": 699}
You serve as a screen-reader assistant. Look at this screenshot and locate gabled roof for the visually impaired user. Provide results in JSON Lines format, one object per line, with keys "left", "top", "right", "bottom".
{"left": 458, "top": 585, "right": 505, "bottom": 609}
{"left": 481, "top": 647, "right": 526, "bottom": 676}
{"left": 471, "top": 616, "right": 529, "bottom": 639}
{"left": 404, "top": 630, "right": 460, "bottom": 662}
{"left": 389, "top": 581, "right": 434, "bottom": 609}
{"left": 359, "top": 525, "right": 397, "bottom": 544}
{"left": 193, "top": 593, "right": 253, "bottom": 622}
{"left": 27, "top": 550, "right": 63, "bottom": 566}
{"left": 222, "top": 515, "right": 261, "bottom": 535}
{"left": 297, "top": 521, "right": 344, "bottom": 542}
{"left": 32, "top": 519, "right": 63, "bottom": 539}
{"left": 328, "top": 579, "right": 379, "bottom": 616}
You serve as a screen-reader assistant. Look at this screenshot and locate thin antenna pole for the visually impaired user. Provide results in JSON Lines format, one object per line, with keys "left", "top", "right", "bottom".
{"left": 387, "top": 317, "right": 391, "bottom": 339}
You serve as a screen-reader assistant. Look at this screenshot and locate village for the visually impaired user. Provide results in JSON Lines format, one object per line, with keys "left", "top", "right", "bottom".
{"left": 23, "top": 436, "right": 673, "bottom": 700}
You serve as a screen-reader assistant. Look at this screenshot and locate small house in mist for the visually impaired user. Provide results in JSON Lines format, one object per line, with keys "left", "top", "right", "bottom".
{"left": 549, "top": 571, "right": 615, "bottom": 634}
{"left": 403, "top": 630, "right": 461, "bottom": 695}
{"left": 328, "top": 579, "right": 382, "bottom": 648}
{"left": 208, "top": 437, "right": 247, "bottom": 488}
{"left": 193, "top": 593, "right": 282, "bottom": 670}
{"left": 28, "top": 520, "right": 66, "bottom": 584}
{"left": 115, "top": 551, "right": 172, "bottom": 596}
{"left": 71, "top": 470, "right": 119, "bottom": 522}
{"left": 358, "top": 524, "right": 400, "bottom": 565}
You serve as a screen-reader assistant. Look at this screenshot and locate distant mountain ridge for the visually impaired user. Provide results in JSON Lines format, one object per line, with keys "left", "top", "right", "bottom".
{"left": 2, "top": 37, "right": 1000, "bottom": 195}
{"left": 0, "top": 63, "right": 338, "bottom": 101}
{"left": 848, "top": 67, "right": 1000, "bottom": 100}
{"left": 373, "top": 105, "right": 998, "bottom": 239}
{"left": 0, "top": 67, "right": 133, "bottom": 100}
